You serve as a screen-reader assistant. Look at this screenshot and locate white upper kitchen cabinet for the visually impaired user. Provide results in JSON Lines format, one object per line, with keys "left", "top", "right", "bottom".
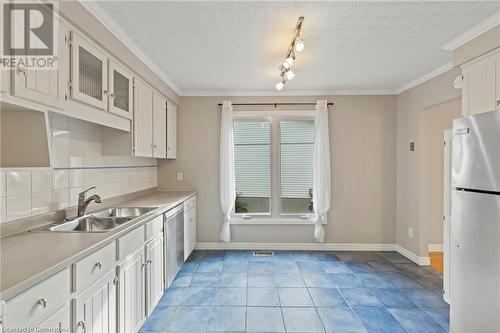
{"left": 70, "top": 31, "right": 108, "bottom": 111}
{"left": 166, "top": 101, "right": 178, "bottom": 159}
{"left": 109, "top": 60, "right": 134, "bottom": 120}
{"left": 145, "top": 234, "right": 164, "bottom": 316}
{"left": 73, "top": 271, "right": 116, "bottom": 333}
{"left": 11, "top": 20, "right": 68, "bottom": 109}
{"left": 133, "top": 78, "right": 154, "bottom": 157}
{"left": 461, "top": 49, "right": 500, "bottom": 116}
{"left": 152, "top": 91, "right": 167, "bottom": 158}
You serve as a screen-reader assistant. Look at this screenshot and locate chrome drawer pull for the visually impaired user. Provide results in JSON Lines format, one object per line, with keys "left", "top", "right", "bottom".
{"left": 95, "top": 262, "right": 103, "bottom": 270}
{"left": 36, "top": 298, "right": 48, "bottom": 308}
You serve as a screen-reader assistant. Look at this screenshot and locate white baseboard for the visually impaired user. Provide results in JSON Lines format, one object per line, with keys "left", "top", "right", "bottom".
{"left": 395, "top": 245, "right": 430, "bottom": 266}
{"left": 195, "top": 242, "right": 430, "bottom": 266}
{"left": 195, "top": 242, "right": 395, "bottom": 252}
{"left": 428, "top": 244, "right": 444, "bottom": 252}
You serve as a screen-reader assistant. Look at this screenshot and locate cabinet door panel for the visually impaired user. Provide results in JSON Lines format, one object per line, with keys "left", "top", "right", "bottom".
{"left": 70, "top": 32, "right": 108, "bottom": 110}
{"left": 462, "top": 53, "right": 498, "bottom": 116}
{"left": 74, "top": 271, "right": 116, "bottom": 333}
{"left": 118, "top": 247, "right": 146, "bottom": 333}
{"left": 146, "top": 234, "right": 164, "bottom": 316}
{"left": 12, "top": 22, "right": 67, "bottom": 109}
{"left": 109, "top": 60, "right": 133, "bottom": 119}
{"left": 153, "top": 92, "right": 167, "bottom": 158}
{"left": 37, "top": 304, "right": 70, "bottom": 333}
{"left": 166, "top": 101, "right": 177, "bottom": 159}
{"left": 133, "top": 78, "right": 153, "bottom": 157}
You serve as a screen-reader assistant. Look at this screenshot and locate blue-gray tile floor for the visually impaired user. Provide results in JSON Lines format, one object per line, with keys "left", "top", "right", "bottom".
{"left": 140, "top": 250, "right": 449, "bottom": 333}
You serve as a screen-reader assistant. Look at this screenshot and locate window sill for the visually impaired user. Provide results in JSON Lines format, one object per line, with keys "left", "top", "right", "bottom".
{"left": 230, "top": 216, "right": 325, "bottom": 225}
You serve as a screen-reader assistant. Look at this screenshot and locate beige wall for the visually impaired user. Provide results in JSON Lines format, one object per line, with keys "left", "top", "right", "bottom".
{"left": 396, "top": 68, "right": 462, "bottom": 256}
{"left": 419, "top": 99, "right": 461, "bottom": 253}
{"left": 158, "top": 95, "right": 397, "bottom": 244}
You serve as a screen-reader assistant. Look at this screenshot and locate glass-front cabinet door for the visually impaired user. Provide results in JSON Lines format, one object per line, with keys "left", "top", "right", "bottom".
{"left": 70, "top": 31, "right": 108, "bottom": 110}
{"left": 109, "top": 60, "right": 133, "bottom": 119}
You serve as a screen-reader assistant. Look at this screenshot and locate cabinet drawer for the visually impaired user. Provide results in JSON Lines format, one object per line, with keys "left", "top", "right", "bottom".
{"left": 72, "top": 242, "right": 115, "bottom": 292}
{"left": 117, "top": 225, "right": 145, "bottom": 260}
{"left": 145, "top": 215, "right": 163, "bottom": 241}
{"left": 5, "top": 268, "right": 70, "bottom": 328}
{"left": 184, "top": 196, "right": 196, "bottom": 212}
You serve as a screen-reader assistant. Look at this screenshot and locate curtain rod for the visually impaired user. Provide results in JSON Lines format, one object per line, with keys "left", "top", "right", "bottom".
{"left": 217, "top": 102, "right": 334, "bottom": 107}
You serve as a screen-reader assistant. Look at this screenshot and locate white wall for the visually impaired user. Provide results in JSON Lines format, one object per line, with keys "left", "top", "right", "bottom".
{"left": 158, "top": 95, "right": 397, "bottom": 245}
{"left": 0, "top": 113, "right": 157, "bottom": 223}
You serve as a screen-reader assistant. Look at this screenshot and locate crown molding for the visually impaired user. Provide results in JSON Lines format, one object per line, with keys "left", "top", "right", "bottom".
{"left": 395, "top": 62, "right": 453, "bottom": 95}
{"left": 79, "top": 1, "right": 182, "bottom": 95}
{"left": 442, "top": 11, "right": 500, "bottom": 51}
{"left": 181, "top": 89, "right": 397, "bottom": 97}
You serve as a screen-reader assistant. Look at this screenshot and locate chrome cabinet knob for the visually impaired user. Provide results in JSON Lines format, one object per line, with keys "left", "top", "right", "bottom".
{"left": 496, "top": 100, "right": 500, "bottom": 106}
{"left": 95, "top": 262, "right": 103, "bottom": 270}
{"left": 17, "top": 66, "right": 27, "bottom": 76}
{"left": 77, "top": 320, "right": 86, "bottom": 331}
{"left": 36, "top": 298, "right": 48, "bottom": 308}
{"left": 147, "top": 259, "right": 152, "bottom": 265}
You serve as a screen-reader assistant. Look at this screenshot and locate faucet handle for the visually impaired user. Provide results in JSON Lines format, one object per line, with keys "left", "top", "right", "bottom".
{"left": 79, "top": 186, "right": 96, "bottom": 198}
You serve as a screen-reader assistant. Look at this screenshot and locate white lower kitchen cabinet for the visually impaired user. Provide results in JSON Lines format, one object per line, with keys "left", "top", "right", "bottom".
{"left": 37, "top": 303, "right": 71, "bottom": 333}
{"left": 184, "top": 196, "right": 197, "bottom": 260}
{"left": 73, "top": 270, "right": 116, "bottom": 333}
{"left": 145, "top": 234, "right": 164, "bottom": 316}
{"left": 117, "top": 246, "right": 146, "bottom": 333}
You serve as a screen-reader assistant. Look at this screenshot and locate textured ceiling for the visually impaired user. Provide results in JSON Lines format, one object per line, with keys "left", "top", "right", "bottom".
{"left": 93, "top": 1, "right": 500, "bottom": 95}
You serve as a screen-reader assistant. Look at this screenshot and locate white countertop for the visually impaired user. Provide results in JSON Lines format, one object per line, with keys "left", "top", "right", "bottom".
{"left": 0, "top": 191, "right": 196, "bottom": 301}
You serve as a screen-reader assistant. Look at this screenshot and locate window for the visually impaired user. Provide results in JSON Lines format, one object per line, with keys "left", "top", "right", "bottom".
{"left": 280, "top": 120, "right": 314, "bottom": 214}
{"left": 233, "top": 114, "right": 315, "bottom": 221}
{"left": 234, "top": 121, "right": 271, "bottom": 214}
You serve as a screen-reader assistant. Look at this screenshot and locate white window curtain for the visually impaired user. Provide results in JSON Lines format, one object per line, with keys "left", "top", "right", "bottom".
{"left": 219, "top": 100, "right": 236, "bottom": 242}
{"left": 312, "top": 100, "right": 331, "bottom": 242}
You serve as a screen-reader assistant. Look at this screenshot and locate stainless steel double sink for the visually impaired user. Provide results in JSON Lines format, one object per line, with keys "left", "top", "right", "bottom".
{"left": 32, "top": 207, "right": 157, "bottom": 233}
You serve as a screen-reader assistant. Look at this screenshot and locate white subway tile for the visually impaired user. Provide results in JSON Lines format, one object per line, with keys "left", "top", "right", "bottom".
{"left": 32, "top": 169, "right": 52, "bottom": 193}
{"left": 6, "top": 171, "right": 31, "bottom": 196}
{"left": 83, "top": 169, "right": 96, "bottom": 187}
{"left": 6, "top": 194, "right": 31, "bottom": 220}
{"left": 50, "top": 113, "right": 69, "bottom": 130}
{"left": 0, "top": 196, "right": 6, "bottom": 222}
{"left": 0, "top": 172, "right": 6, "bottom": 197}
{"left": 70, "top": 169, "right": 84, "bottom": 188}
{"left": 69, "top": 150, "right": 83, "bottom": 168}
{"left": 32, "top": 191, "right": 52, "bottom": 215}
{"left": 51, "top": 129, "right": 69, "bottom": 149}
{"left": 53, "top": 170, "right": 69, "bottom": 190}
{"left": 52, "top": 147, "right": 69, "bottom": 168}
{"left": 52, "top": 189, "right": 69, "bottom": 209}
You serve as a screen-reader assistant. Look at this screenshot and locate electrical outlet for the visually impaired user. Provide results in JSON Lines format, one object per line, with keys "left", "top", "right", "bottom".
{"left": 408, "top": 227, "right": 413, "bottom": 239}
{"left": 176, "top": 172, "right": 183, "bottom": 182}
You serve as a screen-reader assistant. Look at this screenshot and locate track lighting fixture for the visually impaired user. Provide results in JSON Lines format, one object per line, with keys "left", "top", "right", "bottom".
{"left": 294, "top": 37, "right": 305, "bottom": 52}
{"left": 275, "top": 17, "right": 304, "bottom": 91}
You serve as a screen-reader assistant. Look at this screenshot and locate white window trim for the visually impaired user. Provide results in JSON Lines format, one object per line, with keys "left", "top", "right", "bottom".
{"left": 232, "top": 109, "right": 319, "bottom": 225}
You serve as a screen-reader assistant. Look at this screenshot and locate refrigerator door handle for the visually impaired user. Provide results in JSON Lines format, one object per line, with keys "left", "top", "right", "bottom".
{"left": 454, "top": 127, "right": 469, "bottom": 135}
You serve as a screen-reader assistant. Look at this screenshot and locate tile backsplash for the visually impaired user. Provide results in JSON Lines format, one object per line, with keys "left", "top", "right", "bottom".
{"left": 0, "top": 113, "right": 157, "bottom": 223}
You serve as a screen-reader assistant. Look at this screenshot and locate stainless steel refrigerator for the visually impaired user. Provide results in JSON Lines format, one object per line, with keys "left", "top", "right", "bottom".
{"left": 451, "top": 109, "right": 500, "bottom": 332}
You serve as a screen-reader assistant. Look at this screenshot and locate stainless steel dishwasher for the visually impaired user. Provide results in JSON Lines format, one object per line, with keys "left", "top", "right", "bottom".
{"left": 164, "top": 204, "right": 184, "bottom": 288}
